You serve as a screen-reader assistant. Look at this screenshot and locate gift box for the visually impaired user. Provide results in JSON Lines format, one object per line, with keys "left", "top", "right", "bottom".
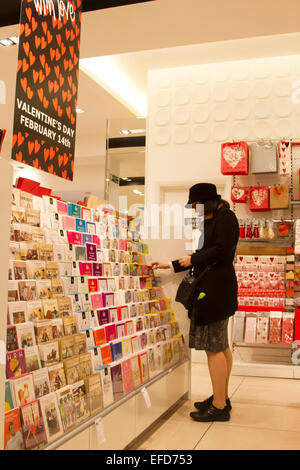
{"left": 281, "top": 313, "right": 294, "bottom": 345}
{"left": 249, "top": 186, "right": 270, "bottom": 212}
{"left": 269, "top": 312, "right": 282, "bottom": 344}
{"left": 244, "top": 313, "right": 257, "bottom": 343}
{"left": 270, "top": 185, "right": 289, "bottom": 210}
{"left": 233, "top": 311, "right": 245, "bottom": 342}
{"left": 256, "top": 312, "right": 269, "bottom": 344}
{"left": 278, "top": 141, "right": 291, "bottom": 176}
{"left": 231, "top": 186, "right": 249, "bottom": 203}
{"left": 221, "top": 141, "right": 249, "bottom": 175}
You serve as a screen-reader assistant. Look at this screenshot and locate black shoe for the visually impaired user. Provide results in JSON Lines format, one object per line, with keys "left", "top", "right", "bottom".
{"left": 190, "top": 404, "right": 230, "bottom": 422}
{"left": 194, "top": 395, "right": 232, "bottom": 411}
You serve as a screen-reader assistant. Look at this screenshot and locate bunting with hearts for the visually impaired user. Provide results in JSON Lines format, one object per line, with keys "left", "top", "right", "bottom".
{"left": 12, "top": 0, "right": 82, "bottom": 181}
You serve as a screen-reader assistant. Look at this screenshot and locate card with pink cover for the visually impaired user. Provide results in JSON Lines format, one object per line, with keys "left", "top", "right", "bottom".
{"left": 56, "top": 201, "right": 68, "bottom": 215}
{"left": 91, "top": 293, "right": 103, "bottom": 309}
{"left": 92, "top": 235, "right": 101, "bottom": 249}
{"left": 79, "top": 262, "right": 93, "bottom": 276}
{"left": 118, "top": 239, "right": 127, "bottom": 251}
{"left": 62, "top": 216, "right": 76, "bottom": 231}
{"left": 121, "top": 359, "right": 134, "bottom": 394}
{"left": 67, "top": 231, "right": 82, "bottom": 245}
{"left": 105, "top": 324, "right": 117, "bottom": 342}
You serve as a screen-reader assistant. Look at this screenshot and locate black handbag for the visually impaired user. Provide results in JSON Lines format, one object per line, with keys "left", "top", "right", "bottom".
{"left": 175, "top": 264, "right": 213, "bottom": 310}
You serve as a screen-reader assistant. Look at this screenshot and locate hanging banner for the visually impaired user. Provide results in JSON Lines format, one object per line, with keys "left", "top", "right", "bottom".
{"left": 11, "top": 0, "right": 82, "bottom": 181}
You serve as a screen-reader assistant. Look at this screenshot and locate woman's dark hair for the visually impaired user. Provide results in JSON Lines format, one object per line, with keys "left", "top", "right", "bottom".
{"left": 204, "top": 198, "right": 230, "bottom": 216}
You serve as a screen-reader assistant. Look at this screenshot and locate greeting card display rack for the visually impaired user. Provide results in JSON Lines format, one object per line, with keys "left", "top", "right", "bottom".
{"left": 3, "top": 178, "right": 188, "bottom": 451}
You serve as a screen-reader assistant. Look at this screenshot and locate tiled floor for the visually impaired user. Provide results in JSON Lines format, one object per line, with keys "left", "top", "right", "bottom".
{"left": 130, "top": 364, "right": 300, "bottom": 450}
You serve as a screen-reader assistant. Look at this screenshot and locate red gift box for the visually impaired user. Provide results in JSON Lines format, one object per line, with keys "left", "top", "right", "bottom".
{"left": 231, "top": 186, "right": 249, "bottom": 203}
{"left": 221, "top": 142, "right": 249, "bottom": 175}
{"left": 249, "top": 186, "right": 270, "bottom": 212}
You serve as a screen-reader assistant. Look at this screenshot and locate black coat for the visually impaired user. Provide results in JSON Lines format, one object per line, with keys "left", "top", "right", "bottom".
{"left": 172, "top": 205, "right": 239, "bottom": 326}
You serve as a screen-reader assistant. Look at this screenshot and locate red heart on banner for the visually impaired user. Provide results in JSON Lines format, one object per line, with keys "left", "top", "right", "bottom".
{"left": 69, "top": 45, "right": 74, "bottom": 58}
{"left": 28, "top": 141, "right": 34, "bottom": 155}
{"left": 43, "top": 96, "right": 49, "bottom": 109}
{"left": 45, "top": 63, "right": 51, "bottom": 77}
{"left": 61, "top": 42, "right": 66, "bottom": 55}
{"left": 42, "top": 21, "right": 47, "bottom": 36}
{"left": 23, "top": 41, "right": 30, "bottom": 56}
{"left": 71, "top": 114, "right": 75, "bottom": 125}
{"left": 48, "top": 80, "right": 54, "bottom": 94}
{"left": 33, "top": 69, "right": 39, "bottom": 83}
{"left": 52, "top": 97, "right": 58, "bottom": 111}
{"left": 37, "top": 88, "right": 44, "bottom": 102}
{"left": 56, "top": 34, "right": 62, "bottom": 47}
{"left": 22, "top": 59, "right": 29, "bottom": 73}
{"left": 58, "top": 154, "right": 63, "bottom": 167}
{"left": 68, "top": 75, "right": 72, "bottom": 87}
{"left": 50, "top": 47, "right": 56, "bottom": 61}
{"left": 40, "top": 54, "right": 46, "bottom": 68}
{"left": 25, "top": 7, "right": 32, "bottom": 21}
{"left": 20, "top": 24, "right": 25, "bottom": 36}
{"left": 21, "top": 77, "right": 28, "bottom": 93}
{"left": 64, "top": 59, "right": 69, "bottom": 71}
{"left": 62, "top": 169, "right": 68, "bottom": 179}
{"left": 17, "top": 60, "right": 22, "bottom": 72}
{"left": 32, "top": 17, "right": 38, "bottom": 32}
{"left": 33, "top": 158, "right": 39, "bottom": 168}
{"left": 52, "top": 17, "right": 58, "bottom": 29}
{"left": 66, "top": 106, "right": 71, "bottom": 119}
{"left": 47, "top": 30, "right": 53, "bottom": 44}
{"left": 66, "top": 29, "right": 70, "bottom": 41}
{"left": 41, "top": 36, "right": 47, "bottom": 50}
{"left": 58, "top": 106, "right": 63, "bottom": 117}
{"left": 67, "top": 89, "right": 72, "bottom": 102}
{"left": 18, "top": 132, "right": 24, "bottom": 147}
{"left": 27, "top": 86, "right": 33, "bottom": 100}
{"left": 44, "top": 148, "right": 50, "bottom": 161}
{"left": 29, "top": 51, "right": 35, "bottom": 66}
{"left": 59, "top": 74, "right": 64, "bottom": 86}
{"left": 54, "top": 80, "right": 59, "bottom": 93}
{"left": 71, "top": 160, "right": 74, "bottom": 174}
{"left": 25, "top": 23, "right": 31, "bottom": 37}
{"left": 73, "top": 54, "right": 78, "bottom": 66}
{"left": 48, "top": 164, "right": 54, "bottom": 174}
{"left": 72, "top": 83, "right": 77, "bottom": 96}
{"left": 35, "top": 35, "right": 41, "bottom": 49}
{"left": 39, "top": 70, "right": 45, "bottom": 83}
{"left": 62, "top": 90, "right": 67, "bottom": 102}
{"left": 56, "top": 49, "right": 61, "bottom": 61}
{"left": 64, "top": 153, "right": 68, "bottom": 166}
{"left": 12, "top": 134, "right": 17, "bottom": 148}
{"left": 50, "top": 147, "right": 56, "bottom": 160}
{"left": 34, "top": 139, "right": 41, "bottom": 153}
{"left": 16, "top": 151, "right": 23, "bottom": 162}
{"left": 54, "top": 65, "right": 60, "bottom": 78}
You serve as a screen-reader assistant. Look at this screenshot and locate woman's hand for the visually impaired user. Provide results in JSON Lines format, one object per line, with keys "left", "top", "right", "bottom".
{"left": 178, "top": 256, "right": 192, "bottom": 268}
{"left": 151, "top": 261, "right": 170, "bottom": 269}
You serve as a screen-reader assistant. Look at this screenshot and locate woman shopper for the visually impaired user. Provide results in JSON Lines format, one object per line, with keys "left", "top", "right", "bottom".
{"left": 152, "top": 183, "right": 239, "bottom": 422}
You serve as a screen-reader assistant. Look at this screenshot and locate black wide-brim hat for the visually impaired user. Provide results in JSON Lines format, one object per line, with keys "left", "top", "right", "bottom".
{"left": 187, "top": 183, "right": 221, "bottom": 205}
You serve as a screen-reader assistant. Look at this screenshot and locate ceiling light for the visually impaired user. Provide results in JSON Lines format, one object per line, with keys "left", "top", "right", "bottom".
{"left": 106, "top": 178, "right": 110, "bottom": 182}
{"left": 133, "top": 189, "right": 141, "bottom": 194}
{"left": 120, "top": 128, "right": 145, "bottom": 135}
{"left": 76, "top": 108, "right": 85, "bottom": 113}
{"left": 129, "top": 129, "right": 145, "bottom": 135}
{"left": 80, "top": 57, "right": 147, "bottom": 117}
{"left": 0, "top": 38, "right": 14, "bottom": 47}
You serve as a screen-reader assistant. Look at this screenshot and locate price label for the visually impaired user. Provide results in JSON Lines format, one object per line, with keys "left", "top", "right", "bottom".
{"left": 141, "top": 387, "right": 151, "bottom": 408}
{"left": 95, "top": 417, "right": 106, "bottom": 445}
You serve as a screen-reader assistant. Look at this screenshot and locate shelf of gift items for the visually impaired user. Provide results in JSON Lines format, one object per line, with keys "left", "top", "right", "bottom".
{"left": 233, "top": 342, "right": 290, "bottom": 349}
{"left": 43, "top": 356, "right": 188, "bottom": 451}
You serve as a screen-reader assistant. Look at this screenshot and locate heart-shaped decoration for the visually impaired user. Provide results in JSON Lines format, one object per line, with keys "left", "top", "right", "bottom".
{"left": 232, "top": 188, "right": 245, "bottom": 200}
{"left": 223, "top": 146, "right": 243, "bottom": 169}
{"left": 251, "top": 189, "right": 267, "bottom": 207}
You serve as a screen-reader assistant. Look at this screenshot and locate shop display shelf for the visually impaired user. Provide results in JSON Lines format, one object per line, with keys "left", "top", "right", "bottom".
{"left": 233, "top": 342, "right": 291, "bottom": 349}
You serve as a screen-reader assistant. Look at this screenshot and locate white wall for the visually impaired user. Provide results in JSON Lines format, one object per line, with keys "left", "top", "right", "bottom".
{"left": 146, "top": 54, "right": 300, "bottom": 363}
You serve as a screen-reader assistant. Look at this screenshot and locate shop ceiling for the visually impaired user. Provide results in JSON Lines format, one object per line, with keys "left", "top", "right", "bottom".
{"left": 0, "top": 0, "right": 154, "bottom": 27}
{"left": 1, "top": 0, "right": 300, "bottom": 163}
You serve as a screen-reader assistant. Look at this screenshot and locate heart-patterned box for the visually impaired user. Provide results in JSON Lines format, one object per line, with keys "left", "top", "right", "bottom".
{"left": 221, "top": 141, "right": 249, "bottom": 175}
{"left": 249, "top": 186, "right": 270, "bottom": 212}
